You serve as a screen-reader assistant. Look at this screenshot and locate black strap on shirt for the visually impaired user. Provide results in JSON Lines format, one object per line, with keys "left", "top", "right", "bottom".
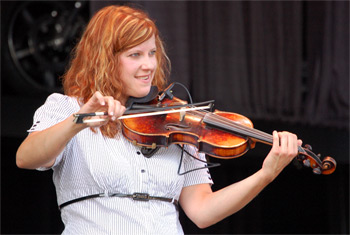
{"left": 58, "top": 192, "right": 178, "bottom": 210}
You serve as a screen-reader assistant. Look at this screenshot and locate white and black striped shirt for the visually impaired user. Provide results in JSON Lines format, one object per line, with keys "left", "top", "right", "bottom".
{"left": 29, "top": 93, "right": 213, "bottom": 235}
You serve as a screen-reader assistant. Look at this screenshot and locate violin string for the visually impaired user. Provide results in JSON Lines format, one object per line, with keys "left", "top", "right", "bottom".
{"left": 209, "top": 115, "right": 273, "bottom": 143}
{"left": 189, "top": 110, "right": 309, "bottom": 155}
{"left": 208, "top": 112, "right": 273, "bottom": 143}
{"left": 187, "top": 109, "right": 273, "bottom": 144}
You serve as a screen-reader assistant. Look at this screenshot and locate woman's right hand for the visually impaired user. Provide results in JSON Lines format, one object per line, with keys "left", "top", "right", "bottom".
{"left": 78, "top": 91, "right": 126, "bottom": 127}
{"left": 16, "top": 92, "right": 126, "bottom": 169}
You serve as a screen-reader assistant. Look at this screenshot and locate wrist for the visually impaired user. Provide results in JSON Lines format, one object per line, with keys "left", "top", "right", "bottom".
{"left": 68, "top": 114, "right": 88, "bottom": 132}
{"left": 257, "top": 168, "right": 276, "bottom": 185}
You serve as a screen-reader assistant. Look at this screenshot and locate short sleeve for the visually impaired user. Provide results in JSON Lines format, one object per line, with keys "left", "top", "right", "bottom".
{"left": 28, "top": 93, "right": 80, "bottom": 170}
{"left": 28, "top": 93, "right": 79, "bottom": 133}
{"left": 182, "top": 145, "right": 214, "bottom": 187}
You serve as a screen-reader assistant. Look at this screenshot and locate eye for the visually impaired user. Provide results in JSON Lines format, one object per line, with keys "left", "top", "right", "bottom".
{"left": 149, "top": 49, "right": 156, "bottom": 56}
{"left": 129, "top": 52, "right": 140, "bottom": 57}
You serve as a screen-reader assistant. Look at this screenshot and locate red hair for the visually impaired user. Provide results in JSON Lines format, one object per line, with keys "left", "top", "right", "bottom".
{"left": 62, "top": 5, "right": 170, "bottom": 137}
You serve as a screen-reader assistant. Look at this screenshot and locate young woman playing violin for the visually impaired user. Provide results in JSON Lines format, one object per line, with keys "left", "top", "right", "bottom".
{"left": 16, "top": 5, "right": 302, "bottom": 234}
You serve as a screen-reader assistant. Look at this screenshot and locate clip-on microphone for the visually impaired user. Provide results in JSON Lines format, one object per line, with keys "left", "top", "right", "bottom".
{"left": 158, "top": 83, "right": 175, "bottom": 101}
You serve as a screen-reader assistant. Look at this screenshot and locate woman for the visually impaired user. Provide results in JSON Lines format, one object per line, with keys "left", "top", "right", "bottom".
{"left": 16, "top": 5, "right": 301, "bottom": 234}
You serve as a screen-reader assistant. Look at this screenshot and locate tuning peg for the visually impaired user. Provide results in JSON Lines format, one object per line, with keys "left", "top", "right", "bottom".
{"left": 303, "top": 159, "right": 311, "bottom": 167}
{"left": 313, "top": 167, "right": 322, "bottom": 175}
{"left": 304, "top": 144, "right": 312, "bottom": 151}
{"left": 296, "top": 154, "right": 305, "bottom": 161}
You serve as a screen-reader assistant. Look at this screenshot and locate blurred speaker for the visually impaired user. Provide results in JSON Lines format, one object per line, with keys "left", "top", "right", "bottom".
{"left": 1, "top": 1, "right": 89, "bottom": 97}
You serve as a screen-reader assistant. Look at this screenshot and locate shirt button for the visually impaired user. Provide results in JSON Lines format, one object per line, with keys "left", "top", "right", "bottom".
{"left": 137, "top": 151, "right": 141, "bottom": 155}
{"left": 141, "top": 169, "right": 146, "bottom": 173}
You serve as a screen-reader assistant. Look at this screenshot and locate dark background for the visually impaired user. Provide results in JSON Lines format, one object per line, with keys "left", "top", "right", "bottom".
{"left": 1, "top": 1, "right": 349, "bottom": 234}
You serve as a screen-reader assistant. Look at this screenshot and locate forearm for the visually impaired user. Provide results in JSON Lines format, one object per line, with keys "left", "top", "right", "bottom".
{"left": 181, "top": 131, "right": 299, "bottom": 229}
{"left": 209, "top": 170, "right": 271, "bottom": 224}
{"left": 16, "top": 115, "right": 86, "bottom": 169}
{"left": 185, "top": 169, "right": 273, "bottom": 228}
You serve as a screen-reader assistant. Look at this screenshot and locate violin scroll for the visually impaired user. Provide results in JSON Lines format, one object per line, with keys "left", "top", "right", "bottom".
{"left": 296, "top": 144, "right": 336, "bottom": 175}
{"left": 319, "top": 156, "right": 337, "bottom": 175}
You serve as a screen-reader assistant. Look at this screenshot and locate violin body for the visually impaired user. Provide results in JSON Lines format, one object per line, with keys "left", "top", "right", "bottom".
{"left": 122, "top": 97, "right": 256, "bottom": 159}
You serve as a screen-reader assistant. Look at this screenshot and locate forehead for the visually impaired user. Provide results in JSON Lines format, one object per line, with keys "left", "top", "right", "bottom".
{"left": 124, "top": 35, "right": 156, "bottom": 52}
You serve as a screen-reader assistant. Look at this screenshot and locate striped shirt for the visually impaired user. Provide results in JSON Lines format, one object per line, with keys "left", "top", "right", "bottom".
{"left": 29, "top": 93, "right": 213, "bottom": 235}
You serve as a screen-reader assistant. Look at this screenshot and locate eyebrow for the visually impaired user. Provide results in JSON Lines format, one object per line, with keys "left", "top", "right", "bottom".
{"left": 125, "top": 47, "right": 157, "bottom": 54}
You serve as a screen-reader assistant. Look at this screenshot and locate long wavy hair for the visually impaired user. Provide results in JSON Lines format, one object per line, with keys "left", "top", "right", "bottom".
{"left": 62, "top": 5, "right": 170, "bottom": 138}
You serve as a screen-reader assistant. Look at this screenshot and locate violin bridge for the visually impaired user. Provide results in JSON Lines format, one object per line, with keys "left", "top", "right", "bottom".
{"left": 179, "top": 108, "right": 186, "bottom": 122}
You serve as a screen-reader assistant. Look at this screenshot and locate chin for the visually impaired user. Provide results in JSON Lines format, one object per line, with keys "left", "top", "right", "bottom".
{"left": 141, "top": 85, "right": 151, "bottom": 97}
{"left": 135, "top": 86, "right": 151, "bottom": 98}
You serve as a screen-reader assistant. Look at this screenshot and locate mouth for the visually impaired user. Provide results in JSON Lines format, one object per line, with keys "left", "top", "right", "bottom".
{"left": 135, "top": 74, "right": 151, "bottom": 81}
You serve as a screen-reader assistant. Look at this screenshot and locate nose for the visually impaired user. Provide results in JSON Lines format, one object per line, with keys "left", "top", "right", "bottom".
{"left": 141, "top": 56, "right": 156, "bottom": 70}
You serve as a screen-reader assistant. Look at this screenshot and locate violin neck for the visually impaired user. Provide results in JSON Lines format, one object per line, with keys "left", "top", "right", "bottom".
{"left": 203, "top": 113, "right": 274, "bottom": 145}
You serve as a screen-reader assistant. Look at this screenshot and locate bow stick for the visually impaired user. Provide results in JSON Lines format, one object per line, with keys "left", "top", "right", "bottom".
{"left": 73, "top": 101, "right": 214, "bottom": 124}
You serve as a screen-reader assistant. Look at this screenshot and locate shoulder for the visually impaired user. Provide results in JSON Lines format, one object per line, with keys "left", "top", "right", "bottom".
{"left": 31, "top": 93, "right": 80, "bottom": 129}
{"left": 39, "top": 93, "right": 80, "bottom": 112}
{"left": 44, "top": 93, "right": 78, "bottom": 106}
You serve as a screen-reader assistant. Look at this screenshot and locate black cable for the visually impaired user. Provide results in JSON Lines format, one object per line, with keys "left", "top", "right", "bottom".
{"left": 159, "top": 82, "right": 193, "bottom": 104}
{"left": 176, "top": 144, "right": 220, "bottom": 175}
{"left": 173, "top": 82, "right": 193, "bottom": 104}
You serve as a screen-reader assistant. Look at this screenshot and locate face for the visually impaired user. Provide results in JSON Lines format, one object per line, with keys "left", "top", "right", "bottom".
{"left": 119, "top": 35, "right": 157, "bottom": 102}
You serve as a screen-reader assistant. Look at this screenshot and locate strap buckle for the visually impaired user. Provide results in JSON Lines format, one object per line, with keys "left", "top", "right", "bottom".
{"left": 132, "top": 193, "right": 150, "bottom": 201}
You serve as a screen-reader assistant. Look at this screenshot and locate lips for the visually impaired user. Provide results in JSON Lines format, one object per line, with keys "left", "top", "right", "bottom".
{"left": 138, "top": 76, "right": 149, "bottom": 80}
{"left": 136, "top": 74, "right": 151, "bottom": 80}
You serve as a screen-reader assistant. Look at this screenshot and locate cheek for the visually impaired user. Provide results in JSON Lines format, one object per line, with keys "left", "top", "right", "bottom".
{"left": 120, "top": 62, "right": 137, "bottom": 78}
{"left": 152, "top": 59, "right": 158, "bottom": 72}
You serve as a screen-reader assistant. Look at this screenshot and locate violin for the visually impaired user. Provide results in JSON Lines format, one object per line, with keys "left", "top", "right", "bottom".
{"left": 74, "top": 84, "right": 337, "bottom": 175}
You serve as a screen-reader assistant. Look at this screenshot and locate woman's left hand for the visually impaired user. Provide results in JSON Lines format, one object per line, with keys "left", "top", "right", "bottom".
{"left": 261, "top": 131, "right": 303, "bottom": 182}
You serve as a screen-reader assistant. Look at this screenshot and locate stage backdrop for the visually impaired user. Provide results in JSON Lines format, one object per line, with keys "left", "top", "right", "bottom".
{"left": 1, "top": 1, "right": 349, "bottom": 234}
